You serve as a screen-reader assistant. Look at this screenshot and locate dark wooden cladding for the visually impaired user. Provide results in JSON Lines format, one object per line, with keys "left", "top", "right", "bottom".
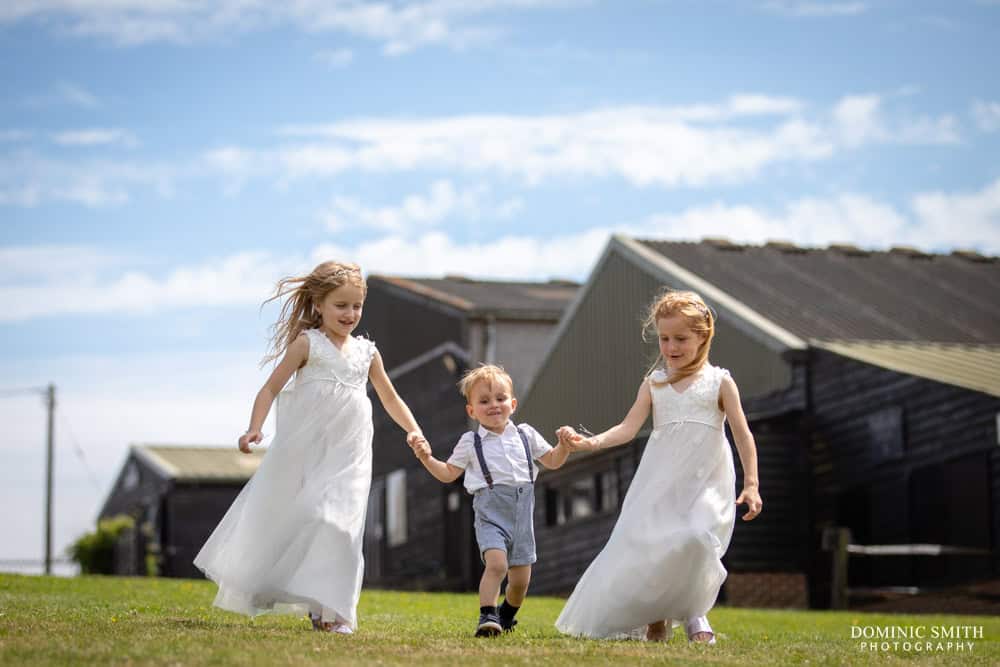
{"left": 532, "top": 445, "right": 641, "bottom": 594}
{"left": 807, "top": 349, "right": 1000, "bottom": 601}
{"left": 369, "top": 351, "right": 467, "bottom": 479}
{"left": 519, "top": 251, "right": 666, "bottom": 439}
{"left": 360, "top": 280, "right": 466, "bottom": 372}
{"left": 724, "top": 414, "right": 809, "bottom": 573}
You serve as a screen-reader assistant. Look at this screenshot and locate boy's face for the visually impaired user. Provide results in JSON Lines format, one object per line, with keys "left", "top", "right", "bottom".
{"left": 466, "top": 379, "right": 517, "bottom": 433}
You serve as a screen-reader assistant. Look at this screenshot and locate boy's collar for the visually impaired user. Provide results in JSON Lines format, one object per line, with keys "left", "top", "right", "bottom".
{"left": 477, "top": 421, "right": 514, "bottom": 438}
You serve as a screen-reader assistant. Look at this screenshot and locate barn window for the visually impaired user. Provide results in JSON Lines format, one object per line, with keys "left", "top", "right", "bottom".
{"left": 123, "top": 461, "right": 140, "bottom": 490}
{"left": 867, "top": 406, "right": 904, "bottom": 462}
{"left": 386, "top": 469, "right": 407, "bottom": 547}
{"left": 545, "top": 469, "right": 620, "bottom": 526}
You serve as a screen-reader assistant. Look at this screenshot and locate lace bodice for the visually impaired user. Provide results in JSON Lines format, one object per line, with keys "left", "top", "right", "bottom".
{"left": 297, "top": 329, "right": 377, "bottom": 390}
{"left": 649, "top": 364, "right": 729, "bottom": 431}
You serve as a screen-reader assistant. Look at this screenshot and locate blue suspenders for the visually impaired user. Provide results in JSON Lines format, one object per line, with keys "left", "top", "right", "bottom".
{"left": 472, "top": 426, "right": 534, "bottom": 490}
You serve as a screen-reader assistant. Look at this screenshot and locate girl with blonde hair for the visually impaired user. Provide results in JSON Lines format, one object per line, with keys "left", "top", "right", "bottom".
{"left": 555, "top": 289, "right": 762, "bottom": 644}
{"left": 195, "top": 260, "right": 425, "bottom": 634}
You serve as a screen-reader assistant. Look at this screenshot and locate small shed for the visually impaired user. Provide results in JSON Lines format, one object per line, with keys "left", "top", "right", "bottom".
{"left": 99, "top": 445, "right": 263, "bottom": 577}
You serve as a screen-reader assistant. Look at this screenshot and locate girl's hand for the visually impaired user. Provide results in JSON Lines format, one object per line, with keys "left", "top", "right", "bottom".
{"left": 408, "top": 434, "right": 432, "bottom": 460}
{"left": 557, "top": 426, "right": 598, "bottom": 452}
{"left": 736, "top": 486, "right": 763, "bottom": 521}
{"left": 406, "top": 431, "right": 425, "bottom": 448}
{"left": 238, "top": 429, "right": 262, "bottom": 453}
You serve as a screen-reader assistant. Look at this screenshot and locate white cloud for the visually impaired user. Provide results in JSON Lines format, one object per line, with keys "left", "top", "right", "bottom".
{"left": 0, "top": 251, "right": 285, "bottom": 322}
{"left": 322, "top": 179, "right": 519, "bottom": 232}
{"left": 0, "top": 0, "right": 588, "bottom": 52}
{"left": 3, "top": 180, "right": 997, "bottom": 323}
{"left": 761, "top": 1, "right": 869, "bottom": 17}
{"left": 0, "top": 246, "right": 124, "bottom": 284}
{"left": 972, "top": 100, "right": 1000, "bottom": 132}
{"left": 269, "top": 106, "right": 835, "bottom": 188}
{"left": 910, "top": 178, "right": 1000, "bottom": 250}
{"left": 0, "top": 151, "right": 175, "bottom": 208}
{"left": 246, "top": 96, "right": 949, "bottom": 189}
{"left": 314, "top": 226, "right": 613, "bottom": 281}
{"left": 315, "top": 48, "right": 354, "bottom": 68}
{"left": 51, "top": 128, "right": 138, "bottom": 148}
{"left": 832, "top": 94, "right": 959, "bottom": 147}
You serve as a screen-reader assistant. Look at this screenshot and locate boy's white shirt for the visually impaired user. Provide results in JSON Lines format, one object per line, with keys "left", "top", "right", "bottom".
{"left": 446, "top": 421, "right": 553, "bottom": 493}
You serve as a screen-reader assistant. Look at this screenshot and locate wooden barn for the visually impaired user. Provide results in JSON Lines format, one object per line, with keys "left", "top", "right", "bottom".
{"left": 517, "top": 235, "right": 1000, "bottom": 608}
{"left": 358, "top": 275, "right": 579, "bottom": 590}
{"left": 99, "top": 445, "right": 263, "bottom": 577}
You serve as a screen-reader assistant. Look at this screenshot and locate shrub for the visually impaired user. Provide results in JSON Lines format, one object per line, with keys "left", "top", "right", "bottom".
{"left": 67, "top": 515, "right": 135, "bottom": 575}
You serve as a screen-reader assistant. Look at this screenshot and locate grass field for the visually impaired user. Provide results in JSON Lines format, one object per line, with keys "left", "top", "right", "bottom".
{"left": 1, "top": 573, "right": 997, "bottom": 665}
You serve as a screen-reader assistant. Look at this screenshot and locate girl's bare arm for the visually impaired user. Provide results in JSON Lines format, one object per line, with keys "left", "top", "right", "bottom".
{"left": 239, "top": 334, "right": 308, "bottom": 452}
{"left": 720, "top": 375, "right": 763, "bottom": 520}
{"left": 368, "top": 349, "right": 423, "bottom": 444}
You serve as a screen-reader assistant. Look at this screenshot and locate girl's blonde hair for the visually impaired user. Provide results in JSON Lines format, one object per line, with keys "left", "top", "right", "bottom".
{"left": 261, "top": 261, "right": 366, "bottom": 365}
{"left": 643, "top": 289, "right": 715, "bottom": 385}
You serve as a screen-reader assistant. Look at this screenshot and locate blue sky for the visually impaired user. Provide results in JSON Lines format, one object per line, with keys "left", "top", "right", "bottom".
{"left": 2, "top": 0, "right": 999, "bottom": 569}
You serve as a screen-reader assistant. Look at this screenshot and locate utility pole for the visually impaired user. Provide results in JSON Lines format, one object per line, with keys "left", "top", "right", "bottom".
{"left": 44, "top": 383, "right": 55, "bottom": 575}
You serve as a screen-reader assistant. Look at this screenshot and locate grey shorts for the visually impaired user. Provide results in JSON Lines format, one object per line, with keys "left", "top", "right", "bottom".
{"left": 473, "top": 484, "right": 537, "bottom": 567}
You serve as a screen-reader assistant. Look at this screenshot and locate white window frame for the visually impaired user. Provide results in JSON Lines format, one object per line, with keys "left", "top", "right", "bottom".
{"left": 386, "top": 469, "right": 408, "bottom": 547}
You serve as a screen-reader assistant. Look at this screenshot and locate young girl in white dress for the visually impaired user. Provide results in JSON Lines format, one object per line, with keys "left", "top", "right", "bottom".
{"left": 554, "top": 289, "right": 763, "bottom": 644}
{"left": 194, "top": 261, "right": 425, "bottom": 634}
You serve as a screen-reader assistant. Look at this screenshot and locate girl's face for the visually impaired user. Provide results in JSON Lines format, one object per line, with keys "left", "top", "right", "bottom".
{"left": 657, "top": 314, "right": 705, "bottom": 370}
{"left": 316, "top": 283, "right": 365, "bottom": 340}
{"left": 466, "top": 380, "right": 517, "bottom": 434}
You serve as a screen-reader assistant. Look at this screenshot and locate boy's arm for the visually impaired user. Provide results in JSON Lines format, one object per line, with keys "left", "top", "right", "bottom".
{"left": 409, "top": 433, "right": 465, "bottom": 483}
{"left": 415, "top": 449, "right": 465, "bottom": 483}
{"left": 537, "top": 428, "right": 572, "bottom": 469}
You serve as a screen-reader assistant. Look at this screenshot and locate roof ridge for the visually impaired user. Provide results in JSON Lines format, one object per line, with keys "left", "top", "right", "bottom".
{"left": 633, "top": 237, "right": 997, "bottom": 260}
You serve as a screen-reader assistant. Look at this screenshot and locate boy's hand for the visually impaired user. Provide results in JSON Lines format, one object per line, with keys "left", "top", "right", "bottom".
{"left": 556, "top": 426, "right": 577, "bottom": 448}
{"left": 736, "top": 486, "right": 763, "bottom": 521}
{"left": 408, "top": 433, "right": 432, "bottom": 460}
{"left": 557, "top": 425, "right": 598, "bottom": 452}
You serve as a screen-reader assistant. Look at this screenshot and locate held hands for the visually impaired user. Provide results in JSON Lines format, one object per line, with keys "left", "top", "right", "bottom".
{"left": 556, "top": 425, "right": 599, "bottom": 452}
{"left": 736, "top": 485, "right": 763, "bottom": 521}
{"left": 238, "top": 429, "right": 262, "bottom": 454}
{"left": 407, "top": 431, "right": 432, "bottom": 460}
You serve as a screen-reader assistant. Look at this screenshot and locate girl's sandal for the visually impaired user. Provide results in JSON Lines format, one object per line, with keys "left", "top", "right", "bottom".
{"left": 685, "top": 617, "right": 717, "bottom": 645}
{"left": 646, "top": 620, "right": 673, "bottom": 642}
{"left": 309, "top": 612, "right": 353, "bottom": 634}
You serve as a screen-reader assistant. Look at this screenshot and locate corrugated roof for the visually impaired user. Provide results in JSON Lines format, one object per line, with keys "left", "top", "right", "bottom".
{"left": 134, "top": 444, "right": 264, "bottom": 482}
{"left": 369, "top": 275, "right": 579, "bottom": 318}
{"left": 812, "top": 340, "right": 1000, "bottom": 398}
{"left": 638, "top": 240, "right": 1000, "bottom": 344}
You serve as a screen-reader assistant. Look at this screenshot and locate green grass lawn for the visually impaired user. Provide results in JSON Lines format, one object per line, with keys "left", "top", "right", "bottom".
{"left": 1, "top": 573, "right": 997, "bottom": 665}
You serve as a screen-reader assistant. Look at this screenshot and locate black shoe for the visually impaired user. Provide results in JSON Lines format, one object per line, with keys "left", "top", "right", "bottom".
{"left": 501, "top": 617, "right": 518, "bottom": 633}
{"left": 475, "top": 612, "right": 502, "bottom": 637}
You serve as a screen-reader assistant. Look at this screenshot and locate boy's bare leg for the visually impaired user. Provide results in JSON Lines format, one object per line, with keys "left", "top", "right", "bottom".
{"left": 504, "top": 564, "right": 531, "bottom": 606}
{"left": 479, "top": 549, "right": 508, "bottom": 607}
{"left": 646, "top": 620, "right": 669, "bottom": 641}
